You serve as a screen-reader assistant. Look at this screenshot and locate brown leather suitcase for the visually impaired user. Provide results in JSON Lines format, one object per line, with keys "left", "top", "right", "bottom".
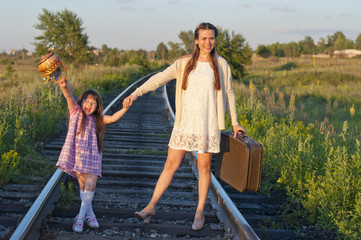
{"left": 215, "top": 131, "right": 263, "bottom": 192}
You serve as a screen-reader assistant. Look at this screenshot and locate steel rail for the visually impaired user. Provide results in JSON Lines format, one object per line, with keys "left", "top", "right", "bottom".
{"left": 10, "top": 72, "right": 157, "bottom": 240}
{"left": 163, "top": 84, "right": 260, "bottom": 240}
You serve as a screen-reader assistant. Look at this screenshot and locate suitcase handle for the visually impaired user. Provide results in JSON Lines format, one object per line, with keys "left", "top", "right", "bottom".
{"left": 237, "top": 131, "right": 248, "bottom": 139}
{"left": 225, "top": 129, "right": 247, "bottom": 139}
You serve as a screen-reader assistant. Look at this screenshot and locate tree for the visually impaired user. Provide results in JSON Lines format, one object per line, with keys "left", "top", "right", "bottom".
{"left": 315, "top": 37, "right": 328, "bottom": 53}
{"left": 355, "top": 33, "right": 361, "bottom": 50}
{"left": 167, "top": 41, "right": 186, "bottom": 60}
{"left": 34, "top": 8, "right": 90, "bottom": 64}
{"left": 283, "top": 42, "right": 300, "bottom": 57}
{"left": 327, "top": 31, "right": 345, "bottom": 51}
{"left": 178, "top": 30, "right": 194, "bottom": 53}
{"left": 103, "top": 48, "right": 120, "bottom": 66}
{"left": 334, "top": 35, "right": 346, "bottom": 50}
{"left": 344, "top": 39, "right": 354, "bottom": 49}
{"left": 255, "top": 45, "right": 271, "bottom": 58}
{"left": 155, "top": 42, "right": 168, "bottom": 61}
{"left": 268, "top": 42, "right": 284, "bottom": 57}
{"left": 119, "top": 50, "right": 150, "bottom": 69}
{"left": 216, "top": 27, "right": 252, "bottom": 80}
{"left": 299, "top": 36, "right": 315, "bottom": 54}
{"left": 101, "top": 44, "right": 110, "bottom": 56}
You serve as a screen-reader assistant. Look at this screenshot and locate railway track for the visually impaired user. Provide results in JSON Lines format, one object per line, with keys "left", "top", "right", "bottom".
{"left": 1, "top": 73, "right": 299, "bottom": 240}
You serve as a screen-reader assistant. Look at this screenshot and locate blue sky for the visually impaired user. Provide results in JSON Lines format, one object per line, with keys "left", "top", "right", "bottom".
{"left": 1, "top": 0, "right": 360, "bottom": 52}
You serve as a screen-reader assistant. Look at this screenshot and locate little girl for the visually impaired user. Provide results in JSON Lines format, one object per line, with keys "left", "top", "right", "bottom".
{"left": 56, "top": 78, "right": 130, "bottom": 232}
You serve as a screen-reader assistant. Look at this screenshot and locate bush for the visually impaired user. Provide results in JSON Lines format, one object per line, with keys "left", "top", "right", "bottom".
{"left": 274, "top": 62, "right": 298, "bottom": 71}
{"left": 0, "top": 64, "right": 150, "bottom": 186}
{"left": 0, "top": 59, "right": 14, "bottom": 65}
{"left": 0, "top": 150, "right": 20, "bottom": 186}
{"left": 59, "top": 182, "right": 75, "bottom": 210}
{"left": 228, "top": 81, "right": 361, "bottom": 238}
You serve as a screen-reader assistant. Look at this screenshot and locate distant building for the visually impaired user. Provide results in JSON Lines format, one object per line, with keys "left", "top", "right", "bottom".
{"left": 334, "top": 49, "right": 361, "bottom": 58}
{"left": 301, "top": 53, "right": 331, "bottom": 59}
{"left": 89, "top": 49, "right": 102, "bottom": 56}
{"left": 315, "top": 53, "right": 331, "bottom": 58}
{"left": 8, "top": 49, "right": 34, "bottom": 57}
{"left": 9, "top": 49, "right": 17, "bottom": 55}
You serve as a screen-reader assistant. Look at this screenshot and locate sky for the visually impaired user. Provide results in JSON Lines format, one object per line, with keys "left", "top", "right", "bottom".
{"left": 1, "top": 0, "right": 360, "bottom": 53}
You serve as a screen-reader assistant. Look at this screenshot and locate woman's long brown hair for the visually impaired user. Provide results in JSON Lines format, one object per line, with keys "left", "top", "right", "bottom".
{"left": 182, "top": 22, "right": 220, "bottom": 90}
{"left": 77, "top": 89, "right": 105, "bottom": 153}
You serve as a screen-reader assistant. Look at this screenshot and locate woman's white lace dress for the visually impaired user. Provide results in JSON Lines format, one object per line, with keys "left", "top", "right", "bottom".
{"left": 169, "top": 61, "right": 220, "bottom": 153}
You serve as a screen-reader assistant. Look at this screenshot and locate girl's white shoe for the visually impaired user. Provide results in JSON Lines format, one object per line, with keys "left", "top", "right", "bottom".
{"left": 73, "top": 215, "right": 85, "bottom": 232}
{"left": 86, "top": 214, "right": 99, "bottom": 228}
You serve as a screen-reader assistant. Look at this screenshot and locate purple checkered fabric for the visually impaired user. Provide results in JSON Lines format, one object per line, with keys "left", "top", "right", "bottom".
{"left": 56, "top": 104, "right": 102, "bottom": 178}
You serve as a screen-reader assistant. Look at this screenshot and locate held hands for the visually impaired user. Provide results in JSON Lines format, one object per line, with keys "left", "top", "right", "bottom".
{"left": 123, "top": 95, "right": 135, "bottom": 108}
{"left": 122, "top": 97, "right": 131, "bottom": 110}
{"left": 104, "top": 96, "right": 132, "bottom": 125}
{"left": 233, "top": 124, "right": 246, "bottom": 138}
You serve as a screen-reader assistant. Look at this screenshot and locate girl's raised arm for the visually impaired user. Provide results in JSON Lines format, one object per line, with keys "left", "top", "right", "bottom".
{"left": 59, "top": 79, "right": 77, "bottom": 110}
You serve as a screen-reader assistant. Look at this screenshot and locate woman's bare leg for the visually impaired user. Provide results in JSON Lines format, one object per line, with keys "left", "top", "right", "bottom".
{"left": 195, "top": 152, "right": 212, "bottom": 214}
{"left": 142, "top": 147, "right": 186, "bottom": 213}
{"left": 192, "top": 152, "right": 212, "bottom": 230}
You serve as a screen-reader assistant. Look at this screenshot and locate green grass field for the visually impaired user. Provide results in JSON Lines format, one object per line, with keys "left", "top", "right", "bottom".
{"left": 244, "top": 56, "right": 361, "bottom": 138}
{"left": 1, "top": 55, "right": 360, "bottom": 238}
{"left": 226, "top": 56, "right": 361, "bottom": 239}
{"left": 0, "top": 55, "right": 149, "bottom": 186}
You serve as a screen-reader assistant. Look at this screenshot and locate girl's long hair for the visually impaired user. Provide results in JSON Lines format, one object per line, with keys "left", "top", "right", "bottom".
{"left": 77, "top": 89, "right": 105, "bottom": 153}
{"left": 182, "top": 22, "right": 220, "bottom": 90}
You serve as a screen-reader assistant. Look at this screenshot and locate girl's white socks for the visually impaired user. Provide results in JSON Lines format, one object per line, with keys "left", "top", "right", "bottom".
{"left": 80, "top": 190, "right": 96, "bottom": 217}
{"left": 78, "top": 190, "right": 95, "bottom": 219}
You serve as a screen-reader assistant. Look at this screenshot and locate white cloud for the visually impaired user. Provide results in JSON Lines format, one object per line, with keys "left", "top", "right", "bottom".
{"left": 240, "top": 4, "right": 250, "bottom": 8}
{"left": 120, "top": 5, "right": 136, "bottom": 11}
{"left": 270, "top": 6, "right": 297, "bottom": 13}
{"left": 117, "top": 0, "right": 132, "bottom": 3}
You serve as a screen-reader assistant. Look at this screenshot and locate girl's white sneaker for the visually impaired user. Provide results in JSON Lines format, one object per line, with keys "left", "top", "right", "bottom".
{"left": 86, "top": 214, "right": 99, "bottom": 228}
{"left": 72, "top": 215, "right": 85, "bottom": 232}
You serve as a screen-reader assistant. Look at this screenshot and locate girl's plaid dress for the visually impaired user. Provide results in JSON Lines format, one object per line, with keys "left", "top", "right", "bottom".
{"left": 56, "top": 104, "right": 102, "bottom": 177}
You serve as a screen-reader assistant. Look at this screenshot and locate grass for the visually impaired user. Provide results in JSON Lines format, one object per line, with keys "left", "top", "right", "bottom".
{"left": 243, "top": 57, "right": 361, "bottom": 139}
{"left": 0, "top": 55, "right": 152, "bottom": 187}
{"left": 226, "top": 56, "right": 361, "bottom": 239}
{"left": 2, "top": 54, "right": 361, "bottom": 238}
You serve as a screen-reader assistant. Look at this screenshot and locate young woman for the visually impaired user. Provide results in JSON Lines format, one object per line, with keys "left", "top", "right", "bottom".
{"left": 124, "top": 22, "right": 245, "bottom": 231}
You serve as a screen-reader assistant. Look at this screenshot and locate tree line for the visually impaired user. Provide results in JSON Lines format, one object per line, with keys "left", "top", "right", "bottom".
{"left": 33, "top": 9, "right": 252, "bottom": 80}
{"left": 256, "top": 32, "right": 361, "bottom": 58}
{"left": 32, "top": 8, "right": 361, "bottom": 80}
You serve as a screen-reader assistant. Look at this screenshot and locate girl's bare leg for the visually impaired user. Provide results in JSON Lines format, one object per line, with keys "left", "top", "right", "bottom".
{"left": 76, "top": 172, "right": 98, "bottom": 192}
{"left": 76, "top": 173, "right": 98, "bottom": 218}
{"left": 142, "top": 147, "right": 186, "bottom": 213}
{"left": 76, "top": 172, "right": 86, "bottom": 192}
{"left": 84, "top": 174, "right": 98, "bottom": 191}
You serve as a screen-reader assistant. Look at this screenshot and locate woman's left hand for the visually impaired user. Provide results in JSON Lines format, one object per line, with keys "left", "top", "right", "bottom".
{"left": 232, "top": 124, "right": 246, "bottom": 138}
